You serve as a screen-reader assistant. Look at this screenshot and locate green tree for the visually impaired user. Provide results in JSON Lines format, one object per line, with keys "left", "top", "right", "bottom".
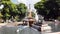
{"left": 1, "top": 0, "right": 18, "bottom": 21}
{"left": 1, "top": 0, "right": 27, "bottom": 21}
{"left": 16, "top": 3, "right": 27, "bottom": 21}
{"left": 1, "top": 0, "right": 16, "bottom": 20}
{"left": 34, "top": 0, "right": 60, "bottom": 20}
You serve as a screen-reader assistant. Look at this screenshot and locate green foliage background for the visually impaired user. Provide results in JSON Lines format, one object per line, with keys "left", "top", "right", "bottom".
{"left": 0, "top": 0, "right": 60, "bottom": 22}
{"left": 34, "top": 0, "right": 60, "bottom": 20}
{"left": 0, "top": 0, "right": 27, "bottom": 21}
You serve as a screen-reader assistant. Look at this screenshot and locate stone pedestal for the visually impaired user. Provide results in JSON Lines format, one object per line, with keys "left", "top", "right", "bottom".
{"left": 27, "top": 17, "right": 35, "bottom": 27}
{"left": 41, "top": 24, "right": 52, "bottom": 32}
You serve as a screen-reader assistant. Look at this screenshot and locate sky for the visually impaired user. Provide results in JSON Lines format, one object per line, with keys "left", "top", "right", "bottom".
{"left": 11, "top": 0, "right": 41, "bottom": 10}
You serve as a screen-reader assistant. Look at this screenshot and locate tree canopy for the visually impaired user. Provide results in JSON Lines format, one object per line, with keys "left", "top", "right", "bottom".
{"left": 34, "top": 0, "right": 60, "bottom": 20}
{"left": 1, "top": 0, "right": 27, "bottom": 21}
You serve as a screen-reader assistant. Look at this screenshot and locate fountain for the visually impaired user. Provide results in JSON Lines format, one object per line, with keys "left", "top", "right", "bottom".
{"left": 15, "top": 4, "right": 40, "bottom": 34}
{"left": 41, "top": 17, "right": 52, "bottom": 32}
{"left": 22, "top": 4, "right": 36, "bottom": 27}
{"left": 34, "top": 10, "right": 52, "bottom": 32}
{"left": 27, "top": 10, "right": 36, "bottom": 27}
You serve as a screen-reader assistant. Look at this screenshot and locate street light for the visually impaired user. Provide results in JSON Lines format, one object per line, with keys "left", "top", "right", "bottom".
{"left": 0, "top": 4, "right": 4, "bottom": 9}
{"left": 0, "top": 4, "right": 4, "bottom": 11}
{"left": 0, "top": 4, "right": 4, "bottom": 16}
{"left": 0, "top": 0, "right": 4, "bottom": 23}
{"left": 0, "top": 0, "right": 4, "bottom": 15}
{"left": 0, "top": 0, "right": 4, "bottom": 11}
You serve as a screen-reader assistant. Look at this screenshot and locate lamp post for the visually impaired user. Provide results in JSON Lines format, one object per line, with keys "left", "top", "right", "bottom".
{"left": 0, "top": 0, "right": 4, "bottom": 15}
{"left": 0, "top": 6, "right": 4, "bottom": 11}
{"left": 0, "top": 4, "right": 4, "bottom": 17}
{"left": 0, "top": 0, "right": 4, "bottom": 12}
{"left": 0, "top": 0, "right": 4, "bottom": 23}
{"left": 0, "top": 0, "right": 4, "bottom": 8}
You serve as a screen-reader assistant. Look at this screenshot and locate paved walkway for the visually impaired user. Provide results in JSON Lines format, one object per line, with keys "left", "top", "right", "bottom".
{"left": 0, "top": 21, "right": 60, "bottom": 34}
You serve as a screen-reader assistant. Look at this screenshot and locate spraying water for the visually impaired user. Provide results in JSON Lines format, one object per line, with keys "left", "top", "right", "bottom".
{"left": 33, "top": 10, "right": 39, "bottom": 22}
{"left": 35, "top": 12, "right": 38, "bottom": 22}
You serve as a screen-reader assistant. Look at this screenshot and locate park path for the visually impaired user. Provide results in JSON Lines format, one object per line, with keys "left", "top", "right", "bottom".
{"left": 0, "top": 21, "right": 60, "bottom": 34}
